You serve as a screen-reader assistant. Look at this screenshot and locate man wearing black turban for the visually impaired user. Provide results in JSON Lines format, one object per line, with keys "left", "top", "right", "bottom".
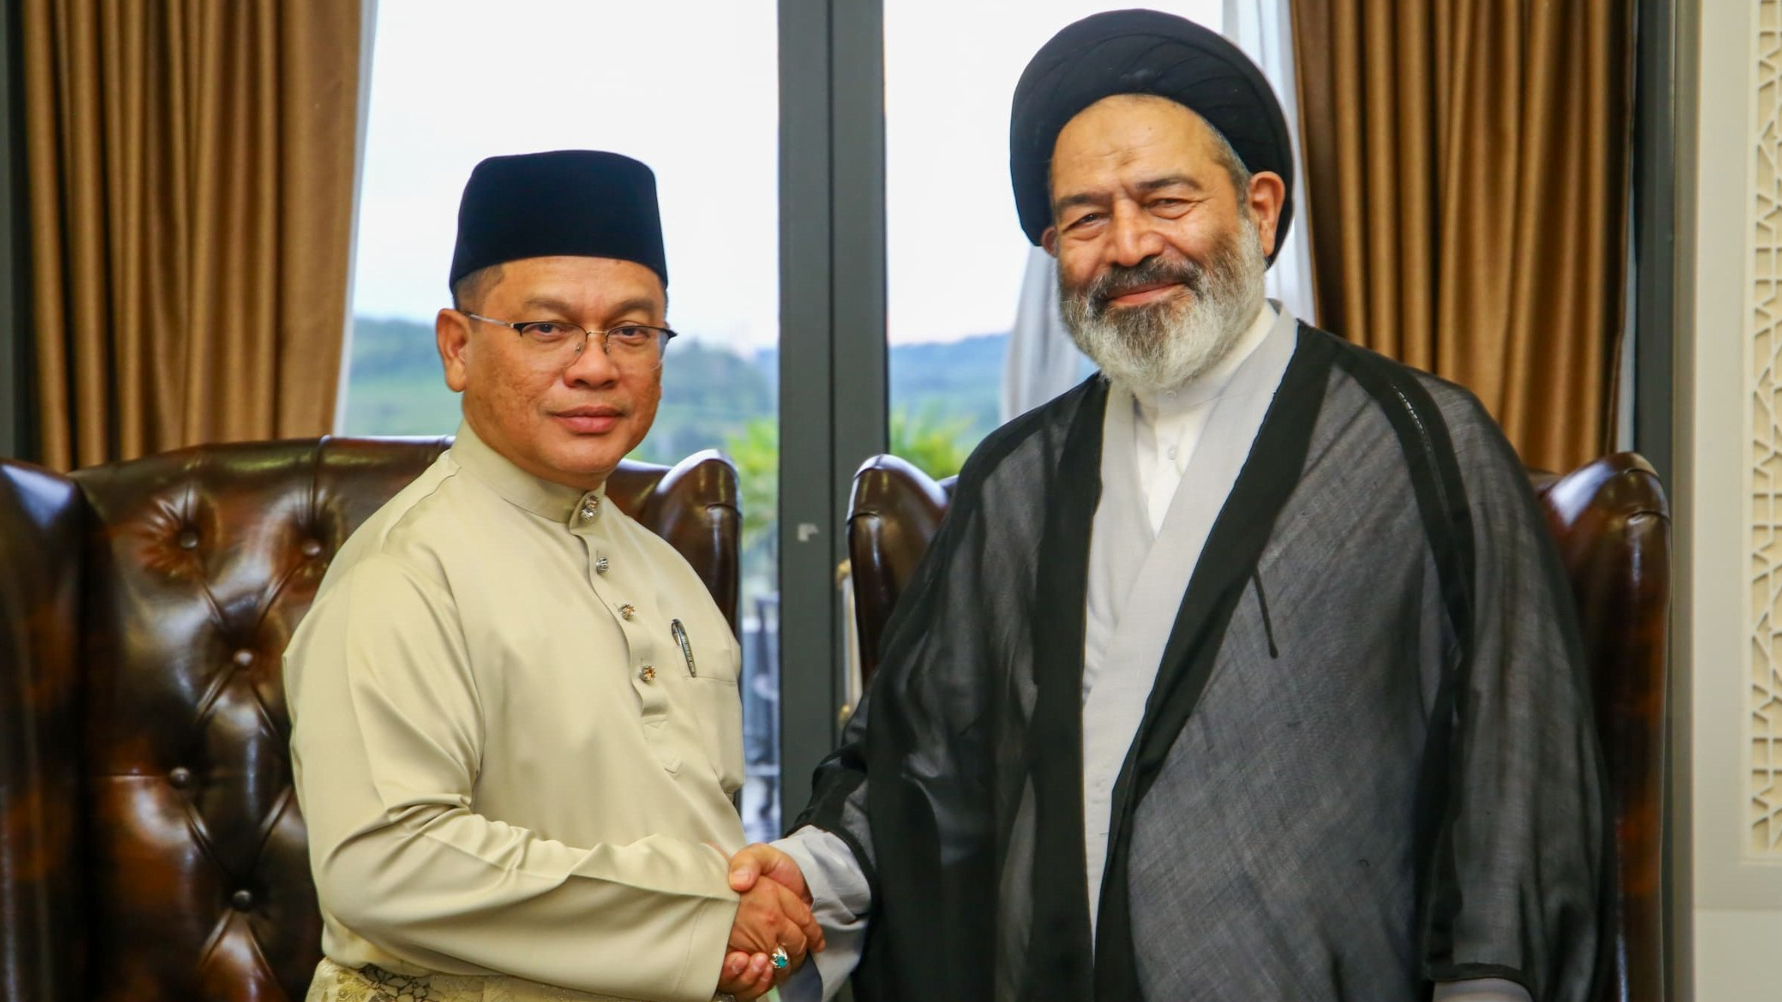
{"left": 287, "top": 150, "right": 821, "bottom": 1002}
{"left": 733, "top": 10, "right": 1605, "bottom": 1002}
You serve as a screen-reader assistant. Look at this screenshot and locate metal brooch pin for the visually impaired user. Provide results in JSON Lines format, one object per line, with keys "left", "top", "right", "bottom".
{"left": 670, "top": 619, "right": 698, "bottom": 678}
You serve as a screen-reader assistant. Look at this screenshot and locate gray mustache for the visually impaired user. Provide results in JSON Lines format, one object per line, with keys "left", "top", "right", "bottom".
{"left": 1088, "top": 257, "right": 1207, "bottom": 313}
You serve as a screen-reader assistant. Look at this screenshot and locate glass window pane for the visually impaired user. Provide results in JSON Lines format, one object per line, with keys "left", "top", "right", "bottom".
{"left": 342, "top": 0, "right": 783, "bottom": 841}
{"left": 883, "top": 1, "right": 1224, "bottom": 475}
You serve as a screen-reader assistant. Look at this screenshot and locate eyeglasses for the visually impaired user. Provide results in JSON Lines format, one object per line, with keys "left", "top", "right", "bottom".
{"left": 463, "top": 312, "right": 677, "bottom": 371}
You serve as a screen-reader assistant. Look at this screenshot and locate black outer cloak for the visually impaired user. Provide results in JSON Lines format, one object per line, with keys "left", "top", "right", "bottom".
{"left": 798, "top": 325, "right": 1606, "bottom": 1002}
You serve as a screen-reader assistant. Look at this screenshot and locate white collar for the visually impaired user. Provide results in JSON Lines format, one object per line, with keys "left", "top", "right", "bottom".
{"left": 1128, "top": 299, "right": 1278, "bottom": 422}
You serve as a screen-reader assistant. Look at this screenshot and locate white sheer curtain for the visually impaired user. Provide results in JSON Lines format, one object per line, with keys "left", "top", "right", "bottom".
{"left": 1000, "top": 247, "right": 1081, "bottom": 421}
{"left": 1225, "top": 0, "right": 1315, "bottom": 322}
{"left": 999, "top": 2, "right": 1313, "bottom": 421}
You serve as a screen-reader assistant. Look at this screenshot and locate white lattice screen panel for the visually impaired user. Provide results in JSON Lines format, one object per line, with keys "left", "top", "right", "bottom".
{"left": 1752, "top": 0, "right": 1782, "bottom": 857}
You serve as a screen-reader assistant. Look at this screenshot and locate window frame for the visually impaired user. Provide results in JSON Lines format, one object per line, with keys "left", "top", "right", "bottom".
{"left": 776, "top": 0, "right": 889, "bottom": 821}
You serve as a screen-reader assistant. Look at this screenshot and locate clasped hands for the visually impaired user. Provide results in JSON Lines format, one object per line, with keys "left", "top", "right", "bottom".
{"left": 716, "top": 843, "right": 824, "bottom": 1001}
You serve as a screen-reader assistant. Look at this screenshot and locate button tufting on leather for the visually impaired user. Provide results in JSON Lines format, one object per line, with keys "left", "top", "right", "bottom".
{"left": 38, "top": 438, "right": 620, "bottom": 996}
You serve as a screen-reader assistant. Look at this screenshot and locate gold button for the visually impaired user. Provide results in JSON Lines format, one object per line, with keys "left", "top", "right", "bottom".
{"left": 638, "top": 665, "right": 656, "bottom": 682}
{"left": 620, "top": 603, "right": 636, "bottom": 620}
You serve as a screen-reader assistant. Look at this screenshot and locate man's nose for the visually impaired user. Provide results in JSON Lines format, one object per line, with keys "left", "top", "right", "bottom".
{"left": 1108, "top": 202, "right": 1165, "bottom": 267}
{"left": 563, "top": 332, "right": 622, "bottom": 385}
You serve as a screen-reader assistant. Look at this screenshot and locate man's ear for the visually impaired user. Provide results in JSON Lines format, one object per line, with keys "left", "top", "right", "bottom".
{"left": 1040, "top": 226, "right": 1060, "bottom": 257}
{"left": 1247, "top": 171, "right": 1287, "bottom": 259}
{"left": 437, "top": 309, "right": 473, "bottom": 392}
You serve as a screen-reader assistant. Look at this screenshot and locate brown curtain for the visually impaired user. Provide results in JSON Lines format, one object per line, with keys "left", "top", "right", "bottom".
{"left": 21, "top": 0, "right": 362, "bottom": 470}
{"left": 1290, "top": 0, "right": 1634, "bottom": 474}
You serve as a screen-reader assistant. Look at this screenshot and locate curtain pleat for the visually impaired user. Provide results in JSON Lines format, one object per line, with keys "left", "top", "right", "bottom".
{"left": 21, "top": 0, "right": 361, "bottom": 470}
{"left": 1292, "top": 0, "right": 1634, "bottom": 473}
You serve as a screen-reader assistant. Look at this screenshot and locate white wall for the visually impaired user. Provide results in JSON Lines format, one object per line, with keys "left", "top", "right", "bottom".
{"left": 1682, "top": 0, "right": 1782, "bottom": 997}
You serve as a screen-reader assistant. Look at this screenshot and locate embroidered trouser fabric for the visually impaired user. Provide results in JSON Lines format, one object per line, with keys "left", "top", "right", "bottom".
{"left": 305, "top": 958, "right": 650, "bottom": 1002}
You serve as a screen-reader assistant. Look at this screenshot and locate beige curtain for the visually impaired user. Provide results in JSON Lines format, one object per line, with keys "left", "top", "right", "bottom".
{"left": 22, "top": 0, "right": 362, "bottom": 470}
{"left": 1290, "top": 0, "right": 1634, "bottom": 474}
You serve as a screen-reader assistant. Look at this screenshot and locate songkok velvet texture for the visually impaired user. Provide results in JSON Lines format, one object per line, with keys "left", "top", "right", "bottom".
{"left": 448, "top": 149, "right": 668, "bottom": 290}
{"left": 1009, "top": 8, "right": 1294, "bottom": 262}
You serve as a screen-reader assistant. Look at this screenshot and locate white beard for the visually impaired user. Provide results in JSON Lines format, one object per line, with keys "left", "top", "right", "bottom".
{"left": 1058, "top": 214, "right": 1267, "bottom": 396}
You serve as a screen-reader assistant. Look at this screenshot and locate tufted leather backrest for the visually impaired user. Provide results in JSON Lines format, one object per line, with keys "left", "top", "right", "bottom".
{"left": 0, "top": 437, "right": 740, "bottom": 1002}
{"left": 846, "top": 451, "right": 1671, "bottom": 1002}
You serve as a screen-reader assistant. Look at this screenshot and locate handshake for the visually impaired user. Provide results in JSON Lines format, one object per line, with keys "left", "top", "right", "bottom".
{"left": 715, "top": 843, "right": 825, "bottom": 1001}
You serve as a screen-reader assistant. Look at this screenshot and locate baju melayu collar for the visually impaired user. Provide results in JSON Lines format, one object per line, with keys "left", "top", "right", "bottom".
{"left": 448, "top": 420, "right": 610, "bottom": 532}
{"left": 1081, "top": 298, "right": 1294, "bottom": 932}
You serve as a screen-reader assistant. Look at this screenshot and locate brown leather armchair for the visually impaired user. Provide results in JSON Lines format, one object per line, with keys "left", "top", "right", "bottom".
{"left": 846, "top": 452, "right": 1670, "bottom": 1002}
{"left": 0, "top": 437, "right": 739, "bottom": 1002}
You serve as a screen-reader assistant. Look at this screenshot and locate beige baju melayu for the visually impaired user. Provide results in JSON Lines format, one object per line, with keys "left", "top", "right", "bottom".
{"left": 285, "top": 423, "right": 746, "bottom": 1002}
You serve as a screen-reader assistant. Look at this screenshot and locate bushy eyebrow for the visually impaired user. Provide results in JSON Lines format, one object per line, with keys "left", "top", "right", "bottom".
{"left": 1136, "top": 174, "right": 1206, "bottom": 194}
{"left": 520, "top": 295, "right": 659, "bottom": 318}
{"left": 1052, "top": 173, "right": 1208, "bottom": 216}
{"left": 601, "top": 297, "right": 660, "bottom": 318}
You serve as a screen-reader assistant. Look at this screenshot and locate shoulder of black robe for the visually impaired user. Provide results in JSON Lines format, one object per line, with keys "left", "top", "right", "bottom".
{"left": 798, "top": 326, "right": 1605, "bottom": 1002}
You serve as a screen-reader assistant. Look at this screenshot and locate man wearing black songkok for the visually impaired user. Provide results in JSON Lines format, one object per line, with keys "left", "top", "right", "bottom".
{"left": 732, "top": 10, "right": 1605, "bottom": 1002}
{"left": 286, "top": 150, "right": 822, "bottom": 1002}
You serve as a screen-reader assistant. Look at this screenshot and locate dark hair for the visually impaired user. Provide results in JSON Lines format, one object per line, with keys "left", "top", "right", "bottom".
{"left": 450, "top": 264, "right": 504, "bottom": 312}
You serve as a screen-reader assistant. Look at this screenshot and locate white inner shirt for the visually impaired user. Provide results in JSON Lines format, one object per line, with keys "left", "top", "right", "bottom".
{"left": 1128, "top": 300, "right": 1277, "bottom": 534}
{"left": 1078, "top": 299, "right": 1277, "bottom": 929}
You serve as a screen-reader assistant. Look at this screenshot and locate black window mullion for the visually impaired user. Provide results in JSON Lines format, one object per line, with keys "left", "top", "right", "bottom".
{"left": 775, "top": 0, "right": 888, "bottom": 831}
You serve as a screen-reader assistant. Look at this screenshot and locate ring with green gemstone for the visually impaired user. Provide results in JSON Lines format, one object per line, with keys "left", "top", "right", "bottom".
{"left": 770, "top": 946, "right": 789, "bottom": 970}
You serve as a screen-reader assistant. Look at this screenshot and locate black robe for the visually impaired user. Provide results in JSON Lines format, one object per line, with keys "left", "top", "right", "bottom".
{"left": 797, "top": 325, "right": 1606, "bottom": 1002}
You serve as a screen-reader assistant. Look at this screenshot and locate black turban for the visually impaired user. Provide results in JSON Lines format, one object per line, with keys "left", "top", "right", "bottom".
{"left": 448, "top": 149, "right": 668, "bottom": 291}
{"left": 1009, "top": 9, "right": 1293, "bottom": 262}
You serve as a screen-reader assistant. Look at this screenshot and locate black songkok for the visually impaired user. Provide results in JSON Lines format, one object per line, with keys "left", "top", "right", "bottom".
{"left": 448, "top": 149, "right": 668, "bottom": 290}
{"left": 1009, "top": 9, "right": 1294, "bottom": 262}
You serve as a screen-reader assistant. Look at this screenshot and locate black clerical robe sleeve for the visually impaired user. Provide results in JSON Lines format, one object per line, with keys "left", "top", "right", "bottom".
{"left": 1420, "top": 386, "right": 1607, "bottom": 1000}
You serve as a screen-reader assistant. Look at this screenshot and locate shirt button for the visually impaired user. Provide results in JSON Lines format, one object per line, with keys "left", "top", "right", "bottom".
{"left": 595, "top": 556, "right": 610, "bottom": 575}
{"left": 579, "top": 495, "right": 601, "bottom": 519}
{"left": 638, "top": 665, "right": 656, "bottom": 682}
{"left": 1166, "top": 445, "right": 1178, "bottom": 460}
{"left": 231, "top": 889, "right": 255, "bottom": 911}
{"left": 619, "top": 603, "right": 636, "bottom": 620}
